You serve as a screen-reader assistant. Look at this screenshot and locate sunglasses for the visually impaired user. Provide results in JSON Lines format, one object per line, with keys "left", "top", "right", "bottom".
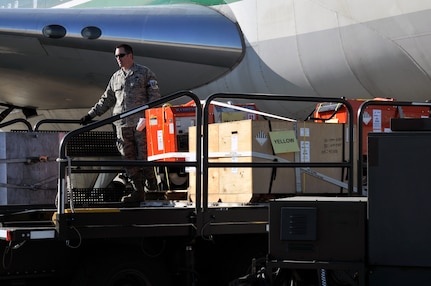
{"left": 115, "top": 53, "right": 127, "bottom": 58}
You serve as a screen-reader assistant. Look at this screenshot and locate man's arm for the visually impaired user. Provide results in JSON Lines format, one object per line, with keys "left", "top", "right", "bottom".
{"left": 80, "top": 76, "right": 117, "bottom": 125}
{"left": 89, "top": 77, "right": 117, "bottom": 117}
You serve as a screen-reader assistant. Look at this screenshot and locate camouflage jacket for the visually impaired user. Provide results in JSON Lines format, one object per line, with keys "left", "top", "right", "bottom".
{"left": 88, "top": 63, "right": 160, "bottom": 128}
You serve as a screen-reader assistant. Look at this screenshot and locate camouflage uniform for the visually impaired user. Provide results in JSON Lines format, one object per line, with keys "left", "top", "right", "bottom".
{"left": 87, "top": 63, "right": 160, "bottom": 192}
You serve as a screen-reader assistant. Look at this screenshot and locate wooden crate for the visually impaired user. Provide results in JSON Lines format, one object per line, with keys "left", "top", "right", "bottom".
{"left": 188, "top": 120, "right": 345, "bottom": 203}
{"left": 188, "top": 124, "right": 221, "bottom": 202}
{"left": 189, "top": 120, "right": 295, "bottom": 203}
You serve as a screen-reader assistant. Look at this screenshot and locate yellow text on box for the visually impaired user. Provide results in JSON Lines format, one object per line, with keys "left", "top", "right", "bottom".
{"left": 269, "top": 130, "right": 300, "bottom": 154}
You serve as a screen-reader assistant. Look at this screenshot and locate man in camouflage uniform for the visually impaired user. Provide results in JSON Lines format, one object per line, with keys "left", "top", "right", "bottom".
{"left": 81, "top": 44, "right": 161, "bottom": 202}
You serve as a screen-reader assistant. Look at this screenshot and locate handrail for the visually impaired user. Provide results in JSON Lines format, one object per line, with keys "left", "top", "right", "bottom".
{"left": 202, "top": 93, "right": 355, "bottom": 212}
{"left": 33, "top": 119, "right": 81, "bottom": 131}
{"left": 357, "top": 100, "right": 431, "bottom": 194}
{"left": 56, "top": 92, "right": 356, "bottom": 229}
{"left": 56, "top": 90, "right": 202, "bottom": 215}
{"left": 0, "top": 118, "right": 33, "bottom": 131}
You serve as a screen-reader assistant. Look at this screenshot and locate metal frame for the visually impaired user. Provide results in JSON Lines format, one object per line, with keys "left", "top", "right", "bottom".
{"left": 56, "top": 90, "right": 202, "bottom": 215}
{"left": 202, "top": 93, "right": 355, "bottom": 211}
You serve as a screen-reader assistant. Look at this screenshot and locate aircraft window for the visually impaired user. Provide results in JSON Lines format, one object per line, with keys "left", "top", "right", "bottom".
{"left": 42, "top": 25, "right": 66, "bottom": 39}
{"left": 81, "top": 26, "right": 102, "bottom": 40}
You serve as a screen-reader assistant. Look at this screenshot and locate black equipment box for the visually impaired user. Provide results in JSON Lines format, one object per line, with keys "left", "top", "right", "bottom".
{"left": 269, "top": 196, "right": 367, "bottom": 262}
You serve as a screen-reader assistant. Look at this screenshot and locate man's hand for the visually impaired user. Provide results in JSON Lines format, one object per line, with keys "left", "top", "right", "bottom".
{"left": 80, "top": 114, "right": 93, "bottom": 125}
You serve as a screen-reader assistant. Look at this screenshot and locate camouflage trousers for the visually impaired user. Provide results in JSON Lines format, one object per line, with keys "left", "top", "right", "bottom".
{"left": 116, "top": 126, "right": 156, "bottom": 191}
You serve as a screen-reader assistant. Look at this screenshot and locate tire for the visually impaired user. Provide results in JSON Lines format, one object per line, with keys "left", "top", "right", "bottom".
{"left": 84, "top": 260, "right": 168, "bottom": 286}
{"left": 72, "top": 249, "right": 171, "bottom": 286}
{"left": 103, "top": 262, "right": 152, "bottom": 286}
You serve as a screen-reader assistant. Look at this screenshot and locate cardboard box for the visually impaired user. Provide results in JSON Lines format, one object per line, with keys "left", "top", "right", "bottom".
{"left": 295, "top": 121, "right": 345, "bottom": 194}
{"left": 210, "top": 103, "right": 258, "bottom": 123}
{"left": 188, "top": 120, "right": 345, "bottom": 203}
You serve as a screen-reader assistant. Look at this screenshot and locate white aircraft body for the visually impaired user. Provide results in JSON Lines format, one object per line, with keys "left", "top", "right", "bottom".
{"left": 1, "top": 0, "right": 431, "bottom": 128}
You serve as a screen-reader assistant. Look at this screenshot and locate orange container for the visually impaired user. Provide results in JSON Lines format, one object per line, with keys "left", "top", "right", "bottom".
{"left": 314, "top": 98, "right": 429, "bottom": 154}
{"left": 145, "top": 105, "right": 196, "bottom": 161}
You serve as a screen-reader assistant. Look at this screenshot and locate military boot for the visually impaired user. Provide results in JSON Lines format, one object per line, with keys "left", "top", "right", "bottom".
{"left": 145, "top": 177, "right": 159, "bottom": 191}
{"left": 121, "top": 190, "right": 146, "bottom": 202}
{"left": 121, "top": 176, "right": 146, "bottom": 203}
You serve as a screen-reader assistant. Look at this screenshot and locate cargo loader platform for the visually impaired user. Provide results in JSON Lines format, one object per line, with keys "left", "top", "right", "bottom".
{"left": 0, "top": 202, "right": 268, "bottom": 243}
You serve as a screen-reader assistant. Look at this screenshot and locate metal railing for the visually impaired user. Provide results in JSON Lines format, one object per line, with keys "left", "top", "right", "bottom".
{"left": 54, "top": 92, "right": 358, "bottom": 215}
{"left": 0, "top": 118, "right": 33, "bottom": 131}
{"left": 202, "top": 93, "right": 355, "bottom": 212}
{"left": 56, "top": 90, "right": 202, "bottom": 215}
{"left": 33, "top": 119, "right": 82, "bottom": 131}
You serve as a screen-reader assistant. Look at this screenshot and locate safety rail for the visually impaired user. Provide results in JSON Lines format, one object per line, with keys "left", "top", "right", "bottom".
{"left": 0, "top": 118, "right": 94, "bottom": 132}
{"left": 357, "top": 100, "right": 431, "bottom": 194}
{"left": 33, "top": 119, "right": 82, "bottom": 131}
{"left": 0, "top": 118, "right": 33, "bottom": 131}
{"left": 0, "top": 118, "right": 95, "bottom": 132}
{"left": 55, "top": 92, "right": 356, "bottom": 221}
{"left": 56, "top": 90, "right": 202, "bottom": 215}
{"left": 202, "top": 93, "right": 355, "bottom": 212}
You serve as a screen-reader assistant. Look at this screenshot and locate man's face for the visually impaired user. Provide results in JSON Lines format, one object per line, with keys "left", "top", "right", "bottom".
{"left": 114, "top": 48, "right": 133, "bottom": 69}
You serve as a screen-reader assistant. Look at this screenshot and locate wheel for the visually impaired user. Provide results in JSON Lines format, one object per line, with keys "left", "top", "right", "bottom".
{"left": 103, "top": 262, "right": 152, "bottom": 286}
{"left": 82, "top": 261, "right": 164, "bottom": 286}
{"left": 72, "top": 248, "right": 172, "bottom": 286}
